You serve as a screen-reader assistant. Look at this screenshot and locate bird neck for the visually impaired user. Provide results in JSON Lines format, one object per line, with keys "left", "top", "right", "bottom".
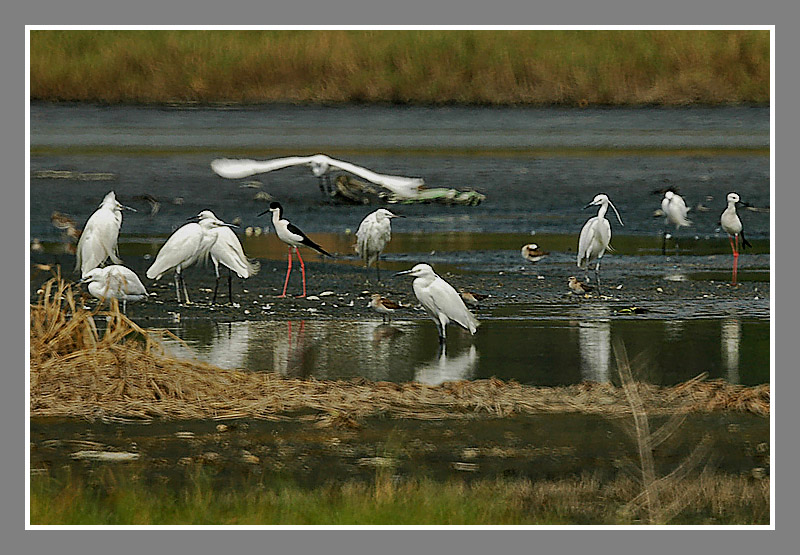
{"left": 596, "top": 202, "right": 609, "bottom": 220}
{"left": 271, "top": 210, "right": 283, "bottom": 226}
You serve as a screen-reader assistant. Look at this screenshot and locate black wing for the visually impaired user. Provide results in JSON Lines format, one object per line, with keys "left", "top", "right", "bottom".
{"left": 287, "top": 222, "right": 333, "bottom": 257}
{"left": 740, "top": 229, "right": 753, "bottom": 249}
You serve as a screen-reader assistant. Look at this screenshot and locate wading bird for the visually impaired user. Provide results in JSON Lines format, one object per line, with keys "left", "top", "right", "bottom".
{"left": 577, "top": 193, "right": 624, "bottom": 287}
{"left": 369, "top": 293, "right": 404, "bottom": 323}
{"left": 259, "top": 202, "right": 333, "bottom": 298}
{"left": 459, "top": 290, "right": 488, "bottom": 308}
{"left": 355, "top": 208, "right": 403, "bottom": 281}
{"left": 396, "top": 264, "right": 479, "bottom": 346}
{"left": 80, "top": 265, "right": 148, "bottom": 314}
{"left": 200, "top": 213, "right": 260, "bottom": 304}
{"left": 211, "top": 154, "right": 424, "bottom": 199}
{"left": 720, "top": 192, "right": 753, "bottom": 286}
{"left": 75, "top": 191, "right": 136, "bottom": 277}
{"left": 521, "top": 243, "right": 549, "bottom": 263}
{"left": 568, "top": 276, "right": 594, "bottom": 296}
{"left": 146, "top": 210, "right": 237, "bottom": 305}
{"left": 660, "top": 189, "right": 691, "bottom": 254}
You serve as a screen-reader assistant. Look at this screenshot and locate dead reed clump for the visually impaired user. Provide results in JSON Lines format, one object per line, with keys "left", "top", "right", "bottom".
{"left": 31, "top": 276, "right": 770, "bottom": 423}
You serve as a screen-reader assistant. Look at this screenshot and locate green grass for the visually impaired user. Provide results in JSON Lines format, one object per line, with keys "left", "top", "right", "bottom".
{"left": 30, "top": 30, "right": 770, "bottom": 105}
{"left": 30, "top": 466, "right": 769, "bottom": 525}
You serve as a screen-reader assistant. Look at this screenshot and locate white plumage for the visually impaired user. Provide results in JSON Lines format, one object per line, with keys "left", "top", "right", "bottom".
{"left": 80, "top": 265, "right": 148, "bottom": 313}
{"left": 75, "top": 191, "right": 135, "bottom": 277}
{"left": 396, "top": 263, "right": 479, "bottom": 345}
{"left": 661, "top": 190, "right": 691, "bottom": 229}
{"left": 577, "top": 193, "right": 623, "bottom": 286}
{"left": 211, "top": 154, "right": 424, "bottom": 199}
{"left": 207, "top": 224, "right": 260, "bottom": 304}
{"left": 355, "top": 208, "right": 402, "bottom": 279}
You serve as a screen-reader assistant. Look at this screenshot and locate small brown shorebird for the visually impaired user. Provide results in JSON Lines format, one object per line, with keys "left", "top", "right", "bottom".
{"left": 459, "top": 290, "right": 488, "bottom": 308}
{"left": 369, "top": 293, "right": 404, "bottom": 323}
{"left": 521, "top": 243, "right": 549, "bottom": 263}
{"left": 568, "top": 276, "right": 594, "bottom": 296}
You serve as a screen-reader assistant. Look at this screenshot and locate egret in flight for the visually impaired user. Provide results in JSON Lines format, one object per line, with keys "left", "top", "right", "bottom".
{"left": 146, "top": 210, "right": 237, "bottom": 305}
{"left": 720, "top": 192, "right": 753, "bottom": 286}
{"left": 396, "top": 263, "right": 479, "bottom": 346}
{"left": 201, "top": 214, "right": 260, "bottom": 304}
{"left": 660, "top": 189, "right": 691, "bottom": 254}
{"left": 355, "top": 208, "right": 404, "bottom": 281}
{"left": 80, "top": 265, "right": 148, "bottom": 314}
{"left": 577, "top": 193, "right": 624, "bottom": 287}
{"left": 211, "top": 154, "right": 424, "bottom": 199}
{"left": 259, "top": 201, "right": 333, "bottom": 298}
{"left": 75, "top": 191, "right": 136, "bottom": 278}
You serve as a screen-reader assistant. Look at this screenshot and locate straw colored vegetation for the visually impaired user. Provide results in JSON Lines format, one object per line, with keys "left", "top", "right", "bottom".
{"left": 30, "top": 277, "right": 770, "bottom": 422}
{"left": 30, "top": 30, "right": 770, "bottom": 105}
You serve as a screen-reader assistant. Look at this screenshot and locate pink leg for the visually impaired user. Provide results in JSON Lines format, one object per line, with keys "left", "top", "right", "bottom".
{"left": 279, "top": 249, "right": 293, "bottom": 297}
{"left": 729, "top": 235, "right": 738, "bottom": 285}
{"left": 295, "top": 248, "right": 307, "bottom": 297}
{"left": 733, "top": 234, "right": 740, "bottom": 285}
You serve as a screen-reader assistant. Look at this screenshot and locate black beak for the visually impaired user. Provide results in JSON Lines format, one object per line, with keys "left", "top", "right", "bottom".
{"left": 737, "top": 201, "right": 752, "bottom": 208}
{"left": 186, "top": 215, "right": 200, "bottom": 222}
{"left": 257, "top": 209, "right": 270, "bottom": 217}
{"left": 583, "top": 203, "right": 594, "bottom": 210}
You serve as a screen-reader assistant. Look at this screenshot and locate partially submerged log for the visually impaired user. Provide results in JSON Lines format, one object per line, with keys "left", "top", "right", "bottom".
{"left": 334, "top": 175, "right": 486, "bottom": 206}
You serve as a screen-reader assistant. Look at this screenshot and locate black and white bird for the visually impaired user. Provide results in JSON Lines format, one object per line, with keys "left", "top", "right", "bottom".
{"left": 75, "top": 191, "right": 136, "bottom": 278}
{"left": 80, "top": 265, "right": 148, "bottom": 314}
{"left": 355, "top": 208, "right": 403, "bottom": 281}
{"left": 660, "top": 189, "right": 691, "bottom": 254}
{"left": 720, "top": 192, "right": 753, "bottom": 286}
{"left": 211, "top": 154, "right": 424, "bottom": 199}
{"left": 521, "top": 243, "right": 549, "bottom": 263}
{"left": 258, "top": 201, "right": 333, "bottom": 298}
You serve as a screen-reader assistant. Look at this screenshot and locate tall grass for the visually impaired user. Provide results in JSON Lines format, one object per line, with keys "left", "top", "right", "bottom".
{"left": 30, "top": 30, "right": 770, "bottom": 105}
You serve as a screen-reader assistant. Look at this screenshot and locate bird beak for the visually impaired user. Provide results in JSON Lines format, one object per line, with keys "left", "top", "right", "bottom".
{"left": 257, "top": 209, "right": 269, "bottom": 217}
{"left": 391, "top": 214, "right": 406, "bottom": 218}
{"left": 395, "top": 269, "right": 414, "bottom": 276}
{"left": 122, "top": 205, "right": 137, "bottom": 212}
{"left": 737, "top": 201, "right": 752, "bottom": 208}
{"left": 221, "top": 222, "right": 239, "bottom": 228}
{"left": 582, "top": 203, "right": 594, "bottom": 210}
{"left": 186, "top": 215, "right": 200, "bottom": 222}
{"left": 78, "top": 276, "right": 91, "bottom": 284}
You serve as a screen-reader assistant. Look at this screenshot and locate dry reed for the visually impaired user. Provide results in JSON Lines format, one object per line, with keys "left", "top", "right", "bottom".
{"left": 30, "top": 277, "right": 770, "bottom": 423}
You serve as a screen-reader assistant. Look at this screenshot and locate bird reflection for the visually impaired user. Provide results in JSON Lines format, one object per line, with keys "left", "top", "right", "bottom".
{"left": 205, "top": 322, "right": 252, "bottom": 370}
{"left": 663, "top": 319, "right": 685, "bottom": 342}
{"left": 414, "top": 344, "right": 479, "bottom": 386}
{"left": 273, "top": 320, "right": 308, "bottom": 377}
{"left": 578, "top": 319, "right": 611, "bottom": 384}
{"left": 721, "top": 318, "right": 741, "bottom": 384}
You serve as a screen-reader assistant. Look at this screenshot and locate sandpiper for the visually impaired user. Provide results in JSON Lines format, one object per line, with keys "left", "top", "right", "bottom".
{"left": 369, "top": 293, "right": 404, "bottom": 323}
{"left": 568, "top": 276, "right": 594, "bottom": 296}
{"left": 521, "top": 243, "right": 549, "bottom": 263}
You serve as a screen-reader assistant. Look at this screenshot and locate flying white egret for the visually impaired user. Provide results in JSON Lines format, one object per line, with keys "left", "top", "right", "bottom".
{"left": 258, "top": 201, "right": 333, "bottom": 298}
{"left": 80, "top": 265, "right": 148, "bottom": 314}
{"left": 368, "top": 293, "right": 404, "bottom": 323}
{"left": 201, "top": 215, "right": 261, "bottom": 304}
{"left": 577, "top": 193, "right": 624, "bottom": 287}
{"left": 211, "top": 154, "right": 425, "bottom": 199}
{"left": 720, "top": 192, "right": 753, "bottom": 286}
{"left": 355, "top": 208, "right": 404, "bottom": 281}
{"left": 521, "top": 243, "right": 549, "bottom": 263}
{"left": 395, "top": 263, "right": 479, "bottom": 346}
{"left": 660, "top": 190, "right": 691, "bottom": 254}
{"left": 146, "top": 210, "right": 237, "bottom": 305}
{"left": 75, "top": 191, "right": 136, "bottom": 278}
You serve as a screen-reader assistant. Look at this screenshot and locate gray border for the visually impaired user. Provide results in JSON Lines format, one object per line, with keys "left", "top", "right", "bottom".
{"left": 9, "top": 6, "right": 790, "bottom": 555}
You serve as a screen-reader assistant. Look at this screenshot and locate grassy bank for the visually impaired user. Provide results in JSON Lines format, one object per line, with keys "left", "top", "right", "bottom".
{"left": 30, "top": 30, "right": 769, "bottom": 106}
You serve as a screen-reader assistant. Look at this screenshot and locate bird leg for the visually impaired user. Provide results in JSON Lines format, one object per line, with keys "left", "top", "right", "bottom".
{"left": 174, "top": 272, "right": 182, "bottom": 304}
{"left": 227, "top": 267, "right": 233, "bottom": 304}
{"left": 295, "top": 247, "right": 307, "bottom": 298}
{"left": 594, "top": 261, "right": 602, "bottom": 290}
{"left": 180, "top": 272, "right": 191, "bottom": 305}
{"left": 279, "top": 249, "right": 293, "bottom": 298}
{"left": 732, "top": 235, "right": 740, "bottom": 285}
{"left": 661, "top": 230, "right": 667, "bottom": 256}
{"left": 437, "top": 320, "right": 447, "bottom": 345}
{"left": 213, "top": 276, "right": 220, "bottom": 305}
{"left": 318, "top": 176, "right": 326, "bottom": 195}
{"left": 376, "top": 258, "right": 381, "bottom": 283}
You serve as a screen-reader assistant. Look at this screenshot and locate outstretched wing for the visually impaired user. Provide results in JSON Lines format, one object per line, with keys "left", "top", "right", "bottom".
{"left": 325, "top": 157, "right": 424, "bottom": 199}
{"left": 210, "top": 156, "right": 315, "bottom": 179}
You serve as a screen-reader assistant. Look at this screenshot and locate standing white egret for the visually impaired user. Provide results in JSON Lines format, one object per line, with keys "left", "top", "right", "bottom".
{"left": 75, "top": 191, "right": 136, "bottom": 277}
{"left": 577, "top": 193, "right": 624, "bottom": 287}
{"left": 80, "top": 265, "right": 148, "bottom": 314}
{"left": 146, "top": 210, "right": 237, "bottom": 305}
{"left": 258, "top": 201, "right": 333, "bottom": 298}
{"left": 660, "top": 190, "right": 691, "bottom": 254}
{"left": 720, "top": 192, "right": 752, "bottom": 286}
{"left": 395, "top": 264, "right": 479, "bottom": 346}
{"left": 203, "top": 217, "right": 261, "bottom": 305}
{"left": 355, "top": 208, "right": 404, "bottom": 281}
{"left": 211, "top": 154, "right": 424, "bottom": 199}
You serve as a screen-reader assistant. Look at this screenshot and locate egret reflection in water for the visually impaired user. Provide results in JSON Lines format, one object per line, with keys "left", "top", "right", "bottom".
{"left": 414, "top": 344, "right": 479, "bottom": 386}
{"left": 576, "top": 305, "right": 612, "bottom": 383}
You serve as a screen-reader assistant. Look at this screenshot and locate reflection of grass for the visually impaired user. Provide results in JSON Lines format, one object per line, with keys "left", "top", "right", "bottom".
{"left": 30, "top": 467, "right": 769, "bottom": 525}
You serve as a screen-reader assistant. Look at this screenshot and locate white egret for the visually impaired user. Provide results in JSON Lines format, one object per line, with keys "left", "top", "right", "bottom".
{"left": 521, "top": 243, "right": 549, "bottom": 263}
{"left": 355, "top": 208, "right": 404, "bottom": 281}
{"left": 211, "top": 154, "right": 424, "bottom": 199}
{"left": 577, "top": 193, "right": 623, "bottom": 287}
{"left": 258, "top": 201, "right": 333, "bottom": 298}
{"left": 568, "top": 276, "right": 594, "bottom": 296}
{"left": 395, "top": 264, "right": 479, "bottom": 346}
{"left": 720, "top": 192, "right": 753, "bottom": 285}
{"left": 80, "top": 265, "right": 148, "bottom": 314}
{"left": 203, "top": 217, "right": 261, "bottom": 304}
{"left": 75, "top": 191, "right": 136, "bottom": 278}
{"left": 368, "top": 293, "right": 404, "bottom": 323}
{"left": 660, "top": 190, "right": 691, "bottom": 254}
{"left": 146, "top": 210, "right": 236, "bottom": 305}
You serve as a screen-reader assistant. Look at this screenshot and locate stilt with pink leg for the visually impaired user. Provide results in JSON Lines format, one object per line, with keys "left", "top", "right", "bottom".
{"left": 720, "top": 192, "right": 752, "bottom": 286}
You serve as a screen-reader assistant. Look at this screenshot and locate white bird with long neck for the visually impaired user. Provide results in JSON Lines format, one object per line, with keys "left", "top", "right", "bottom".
{"left": 395, "top": 264, "right": 479, "bottom": 346}
{"left": 355, "top": 208, "right": 404, "bottom": 281}
{"left": 258, "top": 201, "right": 332, "bottom": 298}
{"left": 660, "top": 190, "right": 691, "bottom": 254}
{"left": 577, "top": 193, "right": 624, "bottom": 287}
{"left": 75, "top": 191, "right": 136, "bottom": 277}
{"left": 80, "top": 265, "right": 148, "bottom": 314}
{"left": 720, "top": 192, "right": 753, "bottom": 285}
{"left": 200, "top": 214, "right": 260, "bottom": 304}
{"left": 211, "top": 154, "right": 425, "bottom": 199}
{"left": 146, "top": 210, "right": 237, "bottom": 305}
